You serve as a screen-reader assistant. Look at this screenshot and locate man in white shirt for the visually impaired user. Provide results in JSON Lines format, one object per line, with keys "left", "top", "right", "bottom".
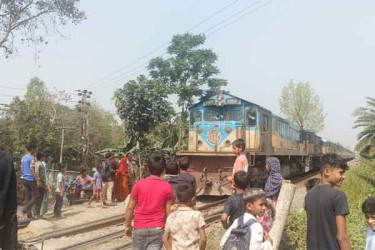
{"left": 220, "top": 188, "right": 273, "bottom": 250}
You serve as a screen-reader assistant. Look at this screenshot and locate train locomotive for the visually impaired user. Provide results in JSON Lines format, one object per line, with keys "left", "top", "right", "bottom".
{"left": 177, "top": 92, "right": 355, "bottom": 196}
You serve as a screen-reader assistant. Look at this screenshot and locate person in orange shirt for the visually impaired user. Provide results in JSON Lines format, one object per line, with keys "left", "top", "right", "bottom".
{"left": 227, "top": 139, "right": 249, "bottom": 189}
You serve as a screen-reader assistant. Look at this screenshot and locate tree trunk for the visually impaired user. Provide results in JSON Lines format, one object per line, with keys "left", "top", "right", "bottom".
{"left": 269, "top": 182, "right": 297, "bottom": 250}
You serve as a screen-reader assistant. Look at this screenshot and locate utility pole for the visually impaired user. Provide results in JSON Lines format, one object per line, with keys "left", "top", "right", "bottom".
{"left": 76, "top": 90, "right": 92, "bottom": 169}
{"left": 58, "top": 126, "right": 73, "bottom": 164}
{"left": 60, "top": 128, "right": 65, "bottom": 163}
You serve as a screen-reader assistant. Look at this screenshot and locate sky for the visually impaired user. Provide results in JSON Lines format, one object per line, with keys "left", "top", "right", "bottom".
{"left": 1, "top": 0, "right": 375, "bottom": 149}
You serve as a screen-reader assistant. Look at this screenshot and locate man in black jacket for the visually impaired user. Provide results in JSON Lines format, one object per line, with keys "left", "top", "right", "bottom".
{"left": 0, "top": 150, "right": 17, "bottom": 249}
{"left": 101, "top": 153, "right": 118, "bottom": 206}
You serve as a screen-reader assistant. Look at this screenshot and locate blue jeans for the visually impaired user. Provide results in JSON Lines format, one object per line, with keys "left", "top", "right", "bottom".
{"left": 54, "top": 194, "right": 63, "bottom": 216}
{"left": 133, "top": 227, "right": 163, "bottom": 250}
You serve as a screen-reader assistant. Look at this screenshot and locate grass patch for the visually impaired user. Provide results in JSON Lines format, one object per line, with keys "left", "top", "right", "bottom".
{"left": 284, "top": 160, "right": 375, "bottom": 249}
{"left": 206, "top": 221, "right": 226, "bottom": 249}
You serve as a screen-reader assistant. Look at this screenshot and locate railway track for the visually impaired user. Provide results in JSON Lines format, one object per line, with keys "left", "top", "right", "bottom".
{"left": 21, "top": 172, "right": 317, "bottom": 250}
{"left": 20, "top": 198, "right": 226, "bottom": 250}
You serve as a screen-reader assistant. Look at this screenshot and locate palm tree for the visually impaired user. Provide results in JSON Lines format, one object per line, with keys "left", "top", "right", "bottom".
{"left": 353, "top": 97, "right": 375, "bottom": 158}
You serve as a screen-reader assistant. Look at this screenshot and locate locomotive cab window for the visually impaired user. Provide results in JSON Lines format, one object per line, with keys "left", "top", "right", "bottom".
{"left": 224, "top": 107, "right": 242, "bottom": 121}
{"left": 262, "top": 115, "right": 269, "bottom": 132}
{"left": 204, "top": 108, "right": 222, "bottom": 121}
{"left": 190, "top": 110, "right": 202, "bottom": 125}
{"left": 246, "top": 107, "right": 257, "bottom": 127}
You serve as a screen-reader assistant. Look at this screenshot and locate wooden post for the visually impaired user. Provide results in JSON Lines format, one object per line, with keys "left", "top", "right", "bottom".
{"left": 269, "top": 182, "right": 297, "bottom": 250}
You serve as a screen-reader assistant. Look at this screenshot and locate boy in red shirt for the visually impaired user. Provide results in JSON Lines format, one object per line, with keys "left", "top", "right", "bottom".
{"left": 227, "top": 139, "right": 249, "bottom": 189}
{"left": 125, "top": 155, "right": 174, "bottom": 250}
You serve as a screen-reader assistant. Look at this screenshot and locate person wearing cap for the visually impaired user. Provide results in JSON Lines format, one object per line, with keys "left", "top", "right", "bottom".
{"left": 87, "top": 167, "right": 103, "bottom": 207}
{"left": 220, "top": 188, "right": 273, "bottom": 250}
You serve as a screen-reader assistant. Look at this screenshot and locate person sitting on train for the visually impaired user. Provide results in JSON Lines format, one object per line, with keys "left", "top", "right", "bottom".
{"left": 221, "top": 171, "right": 247, "bottom": 229}
{"left": 227, "top": 139, "right": 249, "bottom": 189}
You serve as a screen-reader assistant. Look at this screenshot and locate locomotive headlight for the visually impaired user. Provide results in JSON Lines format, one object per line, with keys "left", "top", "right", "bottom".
{"left": 197, "top": 140, "right": 203, "bottom": 146}
{"left": 225, "top": 140, "right": 231, "bottom": 146}
{"left": 225, "top": 126, "right": 232, "bottom": 134}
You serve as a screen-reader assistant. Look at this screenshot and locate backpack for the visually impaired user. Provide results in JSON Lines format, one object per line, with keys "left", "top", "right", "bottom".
{"left": 223, "top": 215, "right": 257, "bottom": 250}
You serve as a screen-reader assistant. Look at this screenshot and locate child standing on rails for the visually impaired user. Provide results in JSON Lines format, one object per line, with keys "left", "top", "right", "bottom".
{"left": 54, "top": 163, "right": 66, "bottom": 218}
{"left": 177, "top": 157, "right": 197, "bottom": 191}
{"left": 163, "top": 184, "right": 206, "bottom": 250}
{"left": 362, "top": 197, "right": 375, "bottom": 250}
{"left": 87, "top": 167, "right": 103, "bottom": 207}
{"left": 227, "top": 139, "right": 248, "bottom": 189}
{"left": 163, "top": 160, "right": 180, "bottom": 204}
{"left": 177, "top": 157, "right": 197, "bottom": 205}
{"left": 221, "top": 171, "right": 247, "bottom": 229}
{"left": 220, "top": 188, "right": 273, "bottom": 250}
{"left": 305, "top": 154, "right": 351, "bottom": 250}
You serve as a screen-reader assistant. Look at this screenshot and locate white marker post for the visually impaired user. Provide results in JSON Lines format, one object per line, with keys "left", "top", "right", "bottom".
{"left": 269, "top": 182, "right": 297, "bottom": 250}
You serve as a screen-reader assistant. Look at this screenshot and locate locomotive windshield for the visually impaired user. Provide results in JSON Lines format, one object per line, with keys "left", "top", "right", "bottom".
{"left": 203, "top": 107, "right": 243, "bottom": 121}
{"left": 190, "top": 110, "right": 202, "bottom": 125}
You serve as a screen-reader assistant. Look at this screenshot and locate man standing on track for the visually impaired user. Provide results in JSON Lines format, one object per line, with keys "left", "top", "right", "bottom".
{"left": 125, "top": 154, "right": 174, "bottom": 250}
{"left": 102, "top": 152, "right": 118, "bottom": 206}
{"left": 20, "top": 145, "right": 41, "bottom": 218}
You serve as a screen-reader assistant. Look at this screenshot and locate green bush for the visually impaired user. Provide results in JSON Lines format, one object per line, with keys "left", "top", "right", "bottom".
{"left": 284, "top": 211, "right": 307, "bottom": 250}
{"left": 284, "top": 160, "right": 375, "bottom": 249}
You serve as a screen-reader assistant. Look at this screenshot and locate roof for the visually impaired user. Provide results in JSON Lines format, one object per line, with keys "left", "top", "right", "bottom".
{"left": 189, "top": 93, "right": 271, "bottom": 113}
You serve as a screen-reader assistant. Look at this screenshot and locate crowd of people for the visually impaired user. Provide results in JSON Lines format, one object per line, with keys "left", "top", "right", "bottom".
{"left": 1, "top": 138, "right": 375, "bottom": 249}
{"left": 18, "top": 146, "right": 136, "bottom": 220}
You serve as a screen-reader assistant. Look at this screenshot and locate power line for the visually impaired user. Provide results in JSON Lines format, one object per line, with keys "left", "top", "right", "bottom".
{"left": 90, "top": 0, "right": 276, "bottom": 105}
{"left": 188, "top": 0, "right": 240, "bottom": 31}
{"left": 207, "top": 0, "right": 275, "bottom": 36}
{"left": 0, "top": 93, "right": 18, "bottom": 97}
{"left": 0, "top": 85, "right": 26, "bottom": 90}
{"left": 86, "top": 0, "right": 241, "bottom": 91}
{"left": 203, "top": 0, "right": 263, "bottom": 34}
{"left": 91, "top": 0, "right": 274, "bottom": 95}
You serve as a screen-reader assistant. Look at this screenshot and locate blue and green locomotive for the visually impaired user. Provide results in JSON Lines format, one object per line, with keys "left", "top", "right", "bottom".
{"left": 178, "top": 93, "right": 354, "bottom": 196}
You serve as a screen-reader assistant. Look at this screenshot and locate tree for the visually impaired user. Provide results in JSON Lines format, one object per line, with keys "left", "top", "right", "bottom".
{"left": 0, "top": 77, "right": 124, "bottom": 169}
{"left": 148, "top": 33, "right": 227, "bottom": 149}
{"left": 114, "top": 75, "right": 174, "bottom": 150}
{"left": 279, "top": 80, "right": 325, "bottom": 133}
{"left": 0, "top": 0, "right": 86, "bottom": 57}
{"left": 353, "top": 97, "right": 375, "bottom": 158}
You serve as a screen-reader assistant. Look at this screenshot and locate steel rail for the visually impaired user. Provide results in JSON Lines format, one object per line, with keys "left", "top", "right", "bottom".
{"left": 108, "top": 211, "right": 223, "bottom": 250}
{"left": 57, "top": 229, "right": 126, "bottom": 250}
{"left": 57, "top": 200, "right": 227, "bottom": 249}
{"left": 21, "top": 214, "right": 124, "bottom": 244}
